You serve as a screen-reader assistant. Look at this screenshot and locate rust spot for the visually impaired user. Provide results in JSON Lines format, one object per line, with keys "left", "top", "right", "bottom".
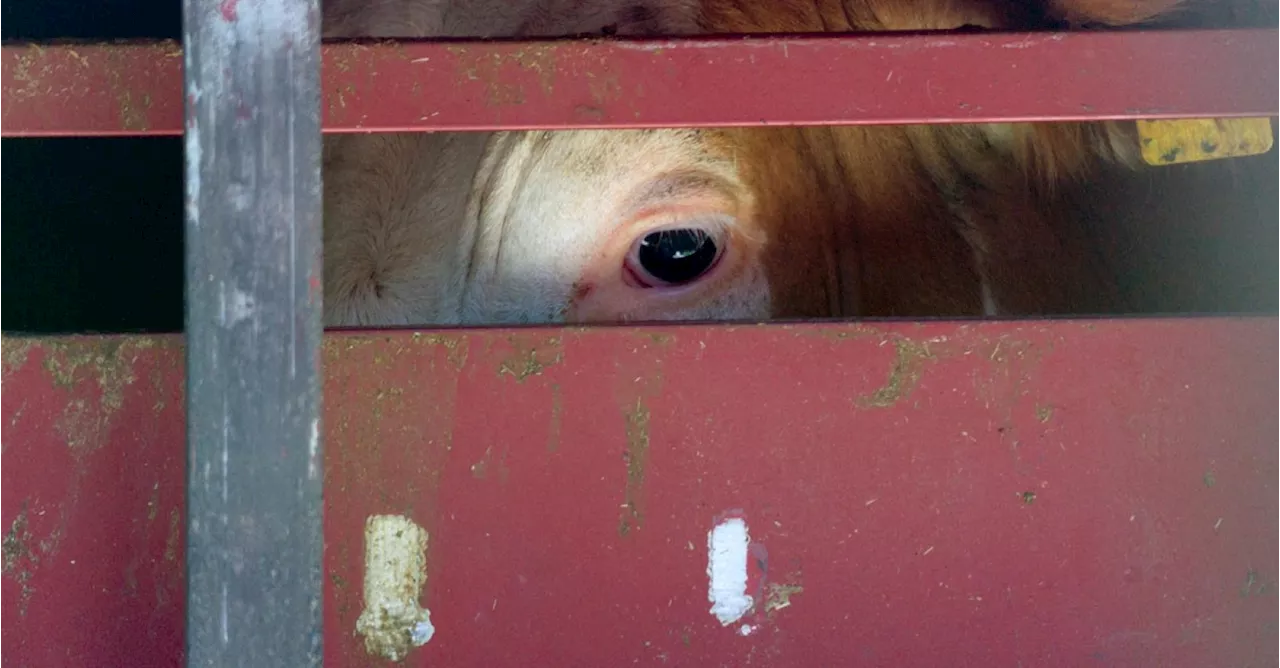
{"left": 618, "top": 397, "right": 650, "bottom": 537}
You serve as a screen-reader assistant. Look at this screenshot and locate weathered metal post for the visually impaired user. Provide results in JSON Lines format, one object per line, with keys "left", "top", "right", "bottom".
{"left": 182, "top": 0, "right": 324, "bottom": 661}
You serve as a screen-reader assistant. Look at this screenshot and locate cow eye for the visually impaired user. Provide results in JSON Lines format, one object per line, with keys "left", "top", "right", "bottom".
{"left": 627, "top": 228, "right": 722, "bottom": 287}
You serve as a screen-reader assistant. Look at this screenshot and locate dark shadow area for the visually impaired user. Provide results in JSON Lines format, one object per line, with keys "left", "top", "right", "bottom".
{"left": 1080, "top": 152, "right": 1279, "bottom": 315}
{"left": 3, "top": 0, "right": 183, "bottom": 333}
{"left": 3, "top": 137, "right": 186, "bottom": 333}
{"left": 2, "top": 0, "right": 179, "bottom": 39}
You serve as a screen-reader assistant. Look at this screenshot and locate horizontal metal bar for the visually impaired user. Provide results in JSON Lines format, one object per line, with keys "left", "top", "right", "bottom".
{"left": 2, "top": 29, "right": 1276, "bottom": 137}
{"left": 181, "top": 0, "right": 324, "bottom": 661}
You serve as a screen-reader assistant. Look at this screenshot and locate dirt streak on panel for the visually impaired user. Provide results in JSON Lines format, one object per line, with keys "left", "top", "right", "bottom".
{"left": 971, "top": 332, "right": 1056, "bottom": 447}
{"left": 547, "top": 383, "right": 563, "bottom": 453}
{"left": 324, "top": 332, "right": 468, "bottom": 494}
{"left": 2, "top": 505, "right": 36, "bottom": 614}
{"left": 619, "top": 397, "right": 650, "bottom": 536}
{"left": 323, "top": 332, "right": 469, "bottom": 639}
{"left": 495, "top": 332, "right": 563, "bottom": 382}
{"left": 2, "top": 336, "right": 184, "bottom": 621}
{"left": 483, "top": 332, "right": 566, "bottom": 485}
{"left": 2, "top": 339, "right": 34, "bottom": 375}
{"left": 792, "top": 324, "right": 1053, "bottom": 414}
{"left": 611, "top": 331, "right": 673, "bottom": 537}
{"left": 447, "top": 44, "right": 561, "bottom": 108}
{"left": 856, "top": 338, "right": 935, "bottom": 409}
{"left": 39, "top": 338, "right": 173, "bottom": 500}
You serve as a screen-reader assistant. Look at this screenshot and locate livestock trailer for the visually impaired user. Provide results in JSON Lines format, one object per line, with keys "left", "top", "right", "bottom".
{"left": 1, "top": 1, "right": 1277, "bottom": 666}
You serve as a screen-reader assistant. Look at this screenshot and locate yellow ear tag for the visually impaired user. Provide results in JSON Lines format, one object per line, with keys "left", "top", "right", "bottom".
{"left": 1137, "top": 117, "right": 1274, "bottom": 166}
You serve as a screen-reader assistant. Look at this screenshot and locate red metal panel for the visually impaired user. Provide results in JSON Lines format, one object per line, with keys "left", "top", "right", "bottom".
{"left": 2, "top": 30, "right": 1276, "bottom": 137}
{"left": 1, "top": 338, "right": 186, "bottom": 666}
{"left": 3, "top": 318, "right": 1277, "bottom": 666}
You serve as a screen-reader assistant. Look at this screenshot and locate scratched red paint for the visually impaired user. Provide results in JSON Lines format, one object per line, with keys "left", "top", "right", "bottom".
{"left": 3, "top": 319, "right": 1277, "bottom": 666}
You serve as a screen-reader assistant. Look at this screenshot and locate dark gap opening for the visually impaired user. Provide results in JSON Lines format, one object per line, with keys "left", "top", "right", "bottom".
{"left": 3, "top": 0, "right": 183, "bottom": 334}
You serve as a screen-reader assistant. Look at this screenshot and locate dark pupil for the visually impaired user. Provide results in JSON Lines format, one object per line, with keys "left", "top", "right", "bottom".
{"left": 637, "top": 229, "right": 718, "bottom": 285}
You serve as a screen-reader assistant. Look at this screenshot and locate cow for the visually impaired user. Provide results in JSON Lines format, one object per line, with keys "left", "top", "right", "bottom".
{"left": 321, "top": 0, "right": 1189, "bottom": 327}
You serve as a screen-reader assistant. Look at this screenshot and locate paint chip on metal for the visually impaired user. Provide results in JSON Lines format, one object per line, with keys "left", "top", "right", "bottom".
{"left": 707, "top": 517, "right": 753, "bottom": 626}
{"left": 307, "top": 418, "right": 320, "bottom": 480}
{"left": 356, "top": 514, "right": 435, "bottom": 661}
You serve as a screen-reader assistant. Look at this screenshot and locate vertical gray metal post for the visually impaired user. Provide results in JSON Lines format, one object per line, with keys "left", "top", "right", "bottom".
{"left": 182, "top": 0, "right": 323, "bottom": 661}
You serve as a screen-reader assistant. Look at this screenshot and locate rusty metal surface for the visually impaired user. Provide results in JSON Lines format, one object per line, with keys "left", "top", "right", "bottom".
{"left": 3, "top": 318, "right": 1277, "bottom": 666}
{"left": 2, "top": 29, "right": 1277, "bottom": 137}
